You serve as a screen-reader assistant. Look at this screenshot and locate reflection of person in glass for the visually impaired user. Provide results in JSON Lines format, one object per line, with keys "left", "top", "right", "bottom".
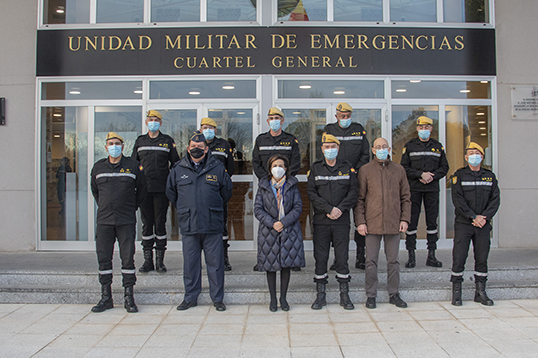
{"left": 90, "top": 132, "right": 147, "bottom": 313}
{"left": 307, "top": 134, "right": 358, "bottom": 311}
{"left": 324, "top": 102, "right": 370, "bottom": 270}
{"left": 355, "top": 137, "right": 411, "bottom": 310}
{"left": 133, "top": 110, "right": 180, "bottom": 274}
{"left": 166, "top": 131, "right": 233, "bottom": 312}
{"left": 56, "top": 157, "right": 72, "bottom": 214}
{"left": 255, "top": 154, "right": 305, "bottom": 312}
{"left": 450, "top": 142, "right": 500, "bottom": 306}
{"left": 200, "top": 118, "right": 235, "bottom": 271}
{"left": 252, "top": 107, "right": 301, "bottom": 271}
{"left": 400, "top": 116, "right": 449, "bottom": 269}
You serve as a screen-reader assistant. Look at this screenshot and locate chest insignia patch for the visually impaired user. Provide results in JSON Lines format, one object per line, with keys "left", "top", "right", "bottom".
{"left": 206, "top": 174, "right": 217, "bottom": 182}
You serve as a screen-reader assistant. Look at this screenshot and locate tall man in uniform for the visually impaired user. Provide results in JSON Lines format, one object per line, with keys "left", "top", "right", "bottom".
{"left": 166, "top": 131, "right": 233, "bottom": 312}
{"left": 90, "top": 132, "right": 147, "bottom": 313}
{"left": 355, "top": 137, "right": 411, "bottom": 309}
{"left": 450, "top": 142, "right": 500, "bottom": 306}
{"left": 307, "top": 133, "right": 358, "bottom": 311}
{"left": 133, "top": 110, "right": 180, "bottom": 273}
{"left": 324, "top": 102, "right": 370, "bottom": 269}
{"left": 200, "top": 117, "right": 235, "bottom": 271}
{"left": 400, "top": 116, "right": 449, "bottom": 268}
{"left": 252, "top": 107, "right": 301, "bottom": 271}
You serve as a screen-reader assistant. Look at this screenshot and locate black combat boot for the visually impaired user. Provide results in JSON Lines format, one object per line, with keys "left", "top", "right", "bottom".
{"left": 139, "top": 250, "right": 154, "bottom": 272}
{"left": 426, "top": 249, "right": 443, "bottom": 267}
{"left": 474, "top": 281, "right": 494, "bottom": 306}
{"left": 91, "top": 284, "right": 113, "bottom": 313}
{"left": 223, "top": 240, "right": 232, "bottom": 271}
{"left": 337, "top": 277, "right": 354, "bottom": 310}
{"left": 155, "top": 249, "right": 167, "bottom": 273}
{"left": 311, "top": 278, "right": 328, "bottom": 310}
{"left": 124, "top": 286, "right": 138, "bottom": 313}
{"left": 452, "top": 282, "right": 463, "bottom": 306}
{"left": 355, "top": 247, "right": 365, "bottom": 270}
{"left": 405, "top": 250, "right": 416, "bottom": 268}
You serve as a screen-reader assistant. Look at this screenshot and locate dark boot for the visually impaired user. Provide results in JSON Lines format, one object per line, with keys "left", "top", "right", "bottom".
{"left": 355, "top": 247, "right": 365, "bottom": 270}
{"left": 426, "top": 249, "right": 443, "bottom": 267}
{"left": 405, "top": 250, "right": 416, "bottom": 268}
{"left": 338, "top": 279, "right": 354, "bottom": 310}
{"left": 223, "top": 240, "right": 232, "bottom": 271}
{"left": 124, "top": 286, "right": 138, "bottom": 313}
{"left": 311, "top": 278, "right": 327, "bottom": 310}
{"left": 91, "top": 284, "right": 113, "bottom": 313}
{"left": 452, "top": 282, "right": 462, "bottom": 306}
{"left": 474, "top": 281, "right": 494, "bottom": 306}
{"left": 155, "top": 249, "right": 167, "bottom": 273}
{"left": 139, "top": 250, "right": 154, "bottom": 272}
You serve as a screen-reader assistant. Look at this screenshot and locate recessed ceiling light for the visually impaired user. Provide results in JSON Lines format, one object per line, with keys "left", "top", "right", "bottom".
{"left": 54, "top": 134, "right": 61, "bottom": 138}
{"left": 53, "top": 114, "right": 62, "bottom": 117}
{"left": 299, "top": 85, "right": 311, "bottom": 89}
{"left": 293, "top": 111, "right": 301, "bottom": 114}
{"left": 189, "top": 91, "right": 200, "bottom": 95}
{"left": 237, "top": 112, "right": 245, "bottom": 115}
{"left": 208, "top": 109, "right": 219, "bottom": 112}
{"left": 480, "top": 81, "right": 489, "bottom": 84}
{"left": 409, "top": 80, "right": 421, "bottom": 83}
{"left": 56, "top": 7, "right": 65, "bottom": 14}
{"left": 476, "top": 112, "right": 485, "bottom": 116}
{"left": 396, "top": 89, "right": 407, "bottom": 92}
{"left": 333, "top": 91, "right": 345, "bottom": 95}
{"left": 478, "top": 121, "right": 486, "bottom": 124}
{"left": 69, "top": 91, "right": 81, "bottom": 95}
{"left": 479, "top": 127, "right": 487, "bottom": 130}
{"left": 222, "top": 86, "right": 235, "bottom": 90}
{"left": 134, "top": 90, "right": 143, "bottom": 94}
{"left": 480, "top": 133, "right": 487, "bottom": 136}
{"left": 460, "top": 89, "right": 471, "bottom": 93}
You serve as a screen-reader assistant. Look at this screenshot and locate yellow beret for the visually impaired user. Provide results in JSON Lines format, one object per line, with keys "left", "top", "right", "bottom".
{"left": 417, "top": 116, "right": 433, "bottom": 125}
{"left": 147, "top": 110, "right": 162, "bottom": 120}
{"left": 200, "top": 117, "right": 217, "bottom": 127}
{"left": 268, "top": 107, "right": 284, "bottom": 117}
{"left": 322, "top": 133, "right": 340, "bottom": 145}
{"left": 336, "top": 102, "right": 353, "bottom": 112}
{"left": 106, "top": 132, "right": 124, "bottom": 143}
{"left": 466, "top": 142, "right": 484, "bottom": 156}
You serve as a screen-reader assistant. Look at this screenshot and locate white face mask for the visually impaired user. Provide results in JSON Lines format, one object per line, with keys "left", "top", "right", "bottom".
{"left": 271, "top": 166, "right": 286, "bottom": 179}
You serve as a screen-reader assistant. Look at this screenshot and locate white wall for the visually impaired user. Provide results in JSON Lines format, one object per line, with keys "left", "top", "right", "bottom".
{"left": 496, "top": 0, "right": 538, "bottom": 247}
{"left": 0, "top": 1, "right": 38, "bottom": 250}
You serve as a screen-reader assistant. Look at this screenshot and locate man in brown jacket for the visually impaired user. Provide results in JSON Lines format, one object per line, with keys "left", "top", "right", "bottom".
{"left": 354, "top": 137, "right": 411, "bottom": 309}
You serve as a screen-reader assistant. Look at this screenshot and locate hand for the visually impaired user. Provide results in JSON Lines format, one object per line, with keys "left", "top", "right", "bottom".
{"left": 330, "top": 207, "right": 342, "bottom": 220}
{"left": 421, "top": 172, "right": 434, "bottom": 184}
{"left": 472, "top": 215, "right": 487, "bottom": 228}
{"left": 399, "top": 221, "right": 408, "bottom": 233}
{"left": 273, "top": 221, "right": 284, "bottom": 232}
{"left": 357, "top": 224, "right": 368, "bottom": 236}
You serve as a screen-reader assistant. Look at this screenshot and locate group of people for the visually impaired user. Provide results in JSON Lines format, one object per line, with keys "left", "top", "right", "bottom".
{"left": 88, "top": 103, "right": 500, "bottom": 314}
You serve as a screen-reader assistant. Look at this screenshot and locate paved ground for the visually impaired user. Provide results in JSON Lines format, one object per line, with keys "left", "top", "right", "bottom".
{"left": 1, "top": 299, "right": 538, "bottom": 358}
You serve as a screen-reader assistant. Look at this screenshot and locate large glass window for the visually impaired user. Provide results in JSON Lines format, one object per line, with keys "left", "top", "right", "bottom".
{"left": 278, "top": 0, "right": 326, "bottom": 21}
{"left": 334, "top": 0, "right": 382, "bottom": 22}
{"left": 391, "top": 0, "right": 437, "bottom": 22}
{"left": 43, "top": 0, "right": 91, "bottom": 24}
{"left": 151, "top": 0, "right": 200, "bottom": 22}
{"left": 392, "top": 81, "right": 491, "bottom": 99}
{"left": 207, "top": 0, "right": 257, "bottom": 21}
{"left": 42, "top": 82, "right": 143, "bottom": 100}
{"left": 96, "top": 0, "right": 144, "bottom": 23}
{"left": 94, "top": 106, "right": 143, "bottom": 159}
{"left": 43, "top": 106, "right": 89, "bottom": 241}
{"left": 444, "top": 0, "right": 488, "bottom": 23}
{"left": 279, "top": 80, "right": 384, "bottom": 99}
{"left": 150, "top": 80, "right": 256, "bottom": 99}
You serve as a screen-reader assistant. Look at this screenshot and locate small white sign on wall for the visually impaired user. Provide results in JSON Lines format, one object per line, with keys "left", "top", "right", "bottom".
{"left": 512, "top": 85, "right": 538, "bottom": 120}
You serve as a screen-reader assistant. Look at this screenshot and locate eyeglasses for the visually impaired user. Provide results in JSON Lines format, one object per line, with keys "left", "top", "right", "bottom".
{"left": 374, "top": 145, "right": 389, "bottom": 150}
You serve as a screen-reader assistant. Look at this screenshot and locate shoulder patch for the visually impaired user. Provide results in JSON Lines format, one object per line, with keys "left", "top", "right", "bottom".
{"left": 139, "top": 165, "right": 143, "bottom": 171}
{"left": 307, "top": 170, "right": 311, "bottom": 177}
{"left": 350, "top": 168, "right": 356, "bottom": 173}
{"left": 402, "top": 147, "right": 406, "bottom": 154}
{"left": 452, "top": 176, "right": 457, "bottom": 185}
{"left": 295, "top": 139, "right": 299, "bottom": 144}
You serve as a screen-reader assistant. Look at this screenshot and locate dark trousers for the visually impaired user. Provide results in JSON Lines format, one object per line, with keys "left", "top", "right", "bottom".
{"left": 140, "top": 192, "right": 169, "bottom": 251}
{"left": 354, "top": 230, "right": 365, "bottom": 251}
{"left": 223, "top": 203, "right": 229, "bottom": 238}
{"left": 96, "top": 224, "right": 136, "bottom": 287}
{"left": 313, "top": 224, "right": 350, "bottom": 278}
{"left": 406, "top": 191, "right": 440, "bottom": 250}
{"left": 182, "top": 233, "right": 225, "bottom": 303}
{"left": 451, "top": 222, "right": 491, "bottom": 283}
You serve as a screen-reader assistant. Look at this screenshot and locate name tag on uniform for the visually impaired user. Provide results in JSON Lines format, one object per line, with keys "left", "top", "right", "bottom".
{"left": 206, "top": 174, "right": 217, "bottom": 182}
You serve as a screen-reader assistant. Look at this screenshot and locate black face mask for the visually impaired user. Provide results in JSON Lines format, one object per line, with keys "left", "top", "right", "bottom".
{"left": 189, "top": 147, "right": 205, "bottom": 159}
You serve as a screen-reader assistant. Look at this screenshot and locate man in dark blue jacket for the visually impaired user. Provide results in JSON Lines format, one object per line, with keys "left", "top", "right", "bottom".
{"left": 166, "top": 131, "right": 233, "bottom": 312}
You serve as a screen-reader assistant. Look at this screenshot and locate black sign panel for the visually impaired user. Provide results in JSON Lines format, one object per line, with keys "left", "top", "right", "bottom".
{"left": 37, "top": 27, "right": 495, "bottom": 77}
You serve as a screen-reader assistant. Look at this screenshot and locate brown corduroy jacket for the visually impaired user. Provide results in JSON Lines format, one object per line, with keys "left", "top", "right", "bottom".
{"left": 354, "top": 156, "right": 411, "bottom": 235}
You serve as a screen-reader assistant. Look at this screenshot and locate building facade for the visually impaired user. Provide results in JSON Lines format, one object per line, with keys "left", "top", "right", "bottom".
{"left": 0, "top": 0, "right": 535, "bottom": 251}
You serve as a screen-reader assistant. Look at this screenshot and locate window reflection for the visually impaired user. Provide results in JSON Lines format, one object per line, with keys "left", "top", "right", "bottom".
{"left": 279, "top": 80, "right": 384, "bottom": 99}
{"left": 392, "top": 81, "right": 490, "bottom": 99}
{"left": 444, "top": 0, "right": 487, "bottom": 23}
{"left": 151, "top": 0, "right": 200, "bottom": 22}
{"left": 94, "top": 106, "right": 143, "bottom": 160}
{"left": 278, "top": 0, "right": 327, "bottom": 21}
{"left": 391, "top": 0, "right": 437, "bottom": 22}
{"left": 42, "top": 82, "right": 143, "bottom": 100}
{"left": 150, "top": 80, "right": 256, "bottom": 99}
{"left": 334, "top": 0, "right": 382, "bottom": 21}
{"left": 207, "top": 0, "right": 256, "bottom": 21}
{"left": 97, "top": 0, "right": 144, "bottom": 23}
{"left": 44, "top": 0, "right": 90, "bottom": 24}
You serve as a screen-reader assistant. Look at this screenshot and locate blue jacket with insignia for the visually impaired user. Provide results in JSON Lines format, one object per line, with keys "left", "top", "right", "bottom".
{"left": 166, "top": 152, "right": 233, "bottom": 235}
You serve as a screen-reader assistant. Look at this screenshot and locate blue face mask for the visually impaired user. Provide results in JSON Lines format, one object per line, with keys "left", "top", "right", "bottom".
{"left": 269, "top": 119, "right": 281, "bottom": 132}
{"left": 418, "top": 129, "right": 430, "bottom": 140}
{"left": 147, "top": 121, "right": 160, "bottom": 132}
{"left": 323, "top": 148, "right": 338, "bottom": 161}
{"left": 467, "top": 154, "right": 483, "bottom": 167}
{"left": 202, "top": 128, "right": 215, "bottom": 141}
{"left": 376, "top": 148, "right": 389, "bottom": 161}
{"left": 107, "top": 145, "right": 122, "bottom": 158}
{"left": 339, "top": 118, "right": 351, "bottom": 128}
